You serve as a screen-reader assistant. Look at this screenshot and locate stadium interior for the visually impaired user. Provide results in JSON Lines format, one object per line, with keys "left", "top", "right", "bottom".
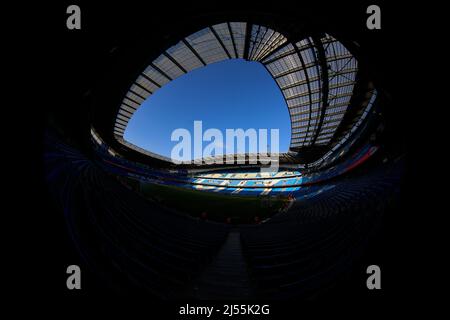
{"left": 42, "top": 5, "right": 407, "bottom": 300}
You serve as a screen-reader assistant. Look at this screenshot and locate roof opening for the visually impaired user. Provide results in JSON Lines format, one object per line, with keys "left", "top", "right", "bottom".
{"left": 124, "top": 59, "right": 291, "bottom": 161}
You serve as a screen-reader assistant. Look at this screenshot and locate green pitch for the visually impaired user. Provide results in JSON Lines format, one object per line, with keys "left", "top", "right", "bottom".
{"left": 140, "top": 181, "right": 289, "bottom": 224}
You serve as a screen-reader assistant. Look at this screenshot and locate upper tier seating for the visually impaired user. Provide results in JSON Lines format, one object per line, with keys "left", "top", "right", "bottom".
{"left": 239, "top": 161, "right": 402, "bottom": 299}
{"left": 45, "top": 133, "right": 230, "bottom": 297}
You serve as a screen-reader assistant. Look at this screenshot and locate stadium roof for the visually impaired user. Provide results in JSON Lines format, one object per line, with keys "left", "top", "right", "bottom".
{"left": 112, "top": 22, "right": 377, "bottom": 166}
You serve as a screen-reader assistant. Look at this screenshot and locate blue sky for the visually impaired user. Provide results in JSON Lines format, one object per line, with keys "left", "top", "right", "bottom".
{"left": 124, "top": 59, "right": 291, "bottom": 160}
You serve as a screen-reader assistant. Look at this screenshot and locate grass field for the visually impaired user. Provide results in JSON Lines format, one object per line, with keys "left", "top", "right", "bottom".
{"left": 140, "top": 181, "right": 289, "bottom": 224}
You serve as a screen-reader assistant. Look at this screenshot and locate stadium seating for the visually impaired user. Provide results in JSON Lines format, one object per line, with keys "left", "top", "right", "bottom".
{"left": 45, "top": 132, "right": 230, "bottom": 297}
{"left": 239, "top": 161, "right": 402, "bottom": 299}
{"left": 45, "top": 131, "right": 402, "bottom": 298}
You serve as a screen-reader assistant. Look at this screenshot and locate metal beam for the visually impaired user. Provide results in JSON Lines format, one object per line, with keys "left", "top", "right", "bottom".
{"left": 122, "top": 98, "right": 140, "bottom": 111}
{"left": 254, "top": 30, "right": 279, "bottom": 61}
{"left": 243, "top": 23, "right": 252, "bottom": 60}
{"left": 273, "top": 54, "right": 353, "bottom": 79}
{"left": 253, "top": 29, "right": 274, "bottom": 61}
{"left": 291, "top": 120, "right": 340, "bottom": 130}
{"left": 292, "top": 116, "right": 343, "bottom": 128}
{"left": 141, "top": 73, "right": 161, "bottom": 88}
{"left": 310, "top": 36, "right": 330, "bottom": 146}
{"left": 285, "top": 81, "right": 355, "bottom": 101}
{"left": 120, "top": 106, "right": 136, "bottom": 115}
{"left": 182, "top": 39, "right": 207, "bottom": 66}
{"left": 130, "top": 83, "right": 152, "bottom": 100}
{"left": 289, "top": 96, "right": 352, "bottom": 112}
{"left": 292, "top": 135, "right": 332, "bottom": 144}
{"left": 150, "top": 62, "right": 172, "bottom": 81}
{"left": 263, "top": 48, "right": 296, "bottom": 65}
{"left": 249, "top": 25, "right": 265, "bottom": 60}
{"left": 263, "top": 40, "right": 336, "bottom": 65}
{"left": 260, "top": 39, "right": 292, "bottom": 64}
{"left": 117, "top": 114, "right": 130, "bottom": 122}
{"left": 328, "top": 92, "right": 354, "bottom": 102}
{"left": 209, "top": 26, "right": 232, "bottom": 59}
{"left": 292, "top": 40, "right": 314, "bottom": 147}
{"left": 264, "top": 42, "right": 317, "bottom": 65}
{"left": 262, "top": 63, "right": 296, "bottom": 152}
{"left": 116, "top": 117, "right": 128, "bottom": 124}
{"left": 163, "top": 52, "right": 187, "bottom": 74}
{"left": 115, "top": 123, "right": 126, "bottom": 130}
{"left": 114, "top": 122, "right": 127, "bottom": 131}
{"left": 123, "top": 96, "right": 142, "bottom": 107}
{"left": 291, "top": 106, "right": 347, "bottom": 118}
{"left": 226, "top": 22, "right": 238, "bottom": 58}
{"left": 118, "top": 109, "right": 133, "bottom": 117}
{"left": 280, "top": 69, "right": 357, "bottom": 91}
{"left": 128, "top": 89, "right": 147, "bottom": 101}
{"left": 116, "top": 119, "right": 128, "bottom": 127}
